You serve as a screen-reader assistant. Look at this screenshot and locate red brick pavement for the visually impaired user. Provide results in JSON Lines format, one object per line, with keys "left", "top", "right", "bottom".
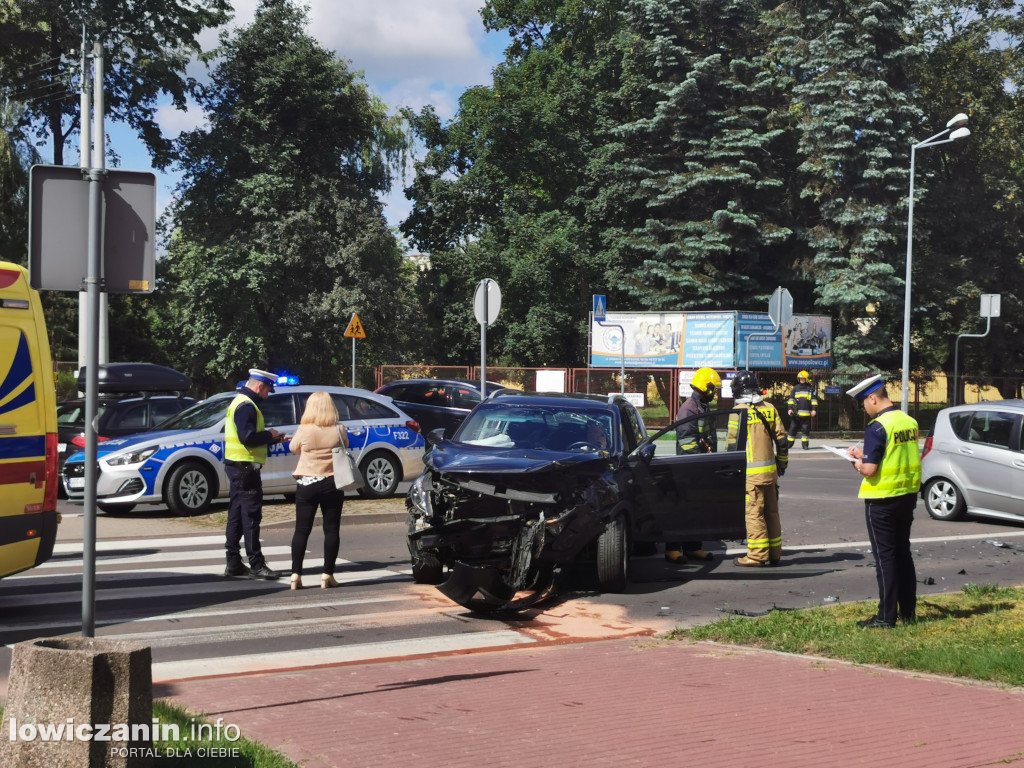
{"left": 158, "top": 638, "right": 1024, "bottom": 768}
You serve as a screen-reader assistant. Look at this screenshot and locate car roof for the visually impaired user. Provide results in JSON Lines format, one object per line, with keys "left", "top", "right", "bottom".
{"left": 941, "top": 400, "right": 1024, "bottom": 414}
{"left": 210, "top": 384, "right": 402, "bottom": 408}
{"left": 482, "top": 391, "right": 618, "bottom": 409}
{"left": 379, "top": 378, "right": 507, "bottom": 389}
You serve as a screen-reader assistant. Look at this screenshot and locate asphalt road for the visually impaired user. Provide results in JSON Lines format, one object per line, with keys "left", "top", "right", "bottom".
{"left": 4, "top": 449, "right": 1024, "bottom": 696}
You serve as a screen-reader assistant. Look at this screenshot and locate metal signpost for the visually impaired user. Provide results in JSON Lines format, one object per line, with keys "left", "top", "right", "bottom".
{"left": 588, "top": 295, "right": 606, "bottom": 395}
{"left": 27, "top": 38, "right": 155, "bottom": 638}
{"left": 474, "top": 279, "right": 502, "bottom": 398}
{"left": 344, "top": 313, "right": 366, "bottom": 387}
{"left": 593, "top": 294, "right": 624, "bottom": 395}
{"left": 953, "top": 294, "right": 1000, "bottom": 405}
{"left": 745, "top": 286, "right": 792, "bottom": 369}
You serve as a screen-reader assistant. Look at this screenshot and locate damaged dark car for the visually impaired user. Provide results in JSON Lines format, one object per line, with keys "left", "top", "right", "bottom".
{"left": 406, "top": 392, "right": 750, "bottom": 611}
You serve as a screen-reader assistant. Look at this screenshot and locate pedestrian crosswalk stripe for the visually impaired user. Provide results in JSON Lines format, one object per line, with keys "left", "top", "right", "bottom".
{"left": 152, "top": 631, "right": 535, "bottom": 682}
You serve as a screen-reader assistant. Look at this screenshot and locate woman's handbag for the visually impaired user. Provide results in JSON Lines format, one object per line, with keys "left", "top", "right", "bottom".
{"left": 332, "top": 426, "right": 363, "bottom": 491}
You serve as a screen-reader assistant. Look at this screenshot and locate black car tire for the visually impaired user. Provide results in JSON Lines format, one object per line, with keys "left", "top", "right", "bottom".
{"left": 97, "top": 503, "right": 136, "bottom": 514}
{"left": 597, "top": 514, "right": 629, "bottom": 592}
{"left": 410, "top": 550, "right": 445, "bottom": 584}
{"left": 924, "top": 478, "right": 966, "bottom": 521}
{"left": 165, "top": 461, "right": 214, "bottom": 516}
{"left": 357, "top": 451, "right": 400, "bottom": 499}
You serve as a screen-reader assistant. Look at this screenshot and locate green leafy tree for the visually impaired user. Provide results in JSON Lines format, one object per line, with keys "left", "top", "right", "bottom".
{"left": 0, "top": 0, "right": 231, "bottom": 167}
{"left": 908, "top": 1, "right": 1024, "bottom": 398}
{"left": 610, "top": 0, "right": 794, "bottom": 314}
{"left": 159, "top": 0, "right": 414, "bottom": 389}
{"left": 763, "top": 0, "right": 923, "bottom": 371}
{"left": 404, "top": 0, "right": 634, "bottom": 366}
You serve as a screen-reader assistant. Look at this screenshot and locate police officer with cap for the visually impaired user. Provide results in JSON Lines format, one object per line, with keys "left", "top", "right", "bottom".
{"left": 847, "top": 374, "right": 921, "bottom": 628}
{"left": 223, "top": 368, "right": 287, "bottom": 580}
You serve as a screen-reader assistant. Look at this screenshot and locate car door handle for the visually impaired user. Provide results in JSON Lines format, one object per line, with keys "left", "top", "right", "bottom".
{"left": 715, "top": 468, "right": 742, "bottom": 478}
{"left": 1014, "top": 461, "right": 1024, "bottom": 469}
{"left": 958, "top": 447, "right": 975, "bottom": 455}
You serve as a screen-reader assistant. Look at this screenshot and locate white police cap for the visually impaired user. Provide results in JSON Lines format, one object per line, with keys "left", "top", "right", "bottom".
{"left": 846, "top": 374, "right": 884, "bottom": 401}
{"left": 248, "top": 368, "right": 277, "bottom": 391}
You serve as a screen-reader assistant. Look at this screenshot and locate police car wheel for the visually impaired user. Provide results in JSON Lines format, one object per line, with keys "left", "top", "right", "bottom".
{"left": 97, "top": 503, "right": 136, "bottom": 514}
{"left": 357, "top": 451, "right": 400, "bottom": 499}
{"left": 166, "top": 461, "right": 214, "bottom": 516}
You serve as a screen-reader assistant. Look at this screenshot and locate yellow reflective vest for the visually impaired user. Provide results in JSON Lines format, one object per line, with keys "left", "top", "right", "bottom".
{"left": 858, "top": 410, "right": 921, "bottom": 499}
{"left": 225, "top": 394, "right": 268, "bottom": 464}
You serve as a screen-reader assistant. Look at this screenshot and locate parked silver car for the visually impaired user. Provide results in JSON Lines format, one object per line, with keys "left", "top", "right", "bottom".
{"left": 920, "top": 400, "right": 1024, "bottom": 522}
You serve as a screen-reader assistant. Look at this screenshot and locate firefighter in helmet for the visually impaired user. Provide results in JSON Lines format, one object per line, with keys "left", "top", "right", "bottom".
{"left": 666, "top": 367, "right": 721, "bottom": 563}
{"left": 786, "top": 370, "right": 818, "bottom": 450}
{"left": 727, "top": 371, "right": 789, "bottom": 566}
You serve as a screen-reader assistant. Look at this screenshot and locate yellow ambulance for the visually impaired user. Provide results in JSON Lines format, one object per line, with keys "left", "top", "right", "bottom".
{"left": 0, "top": 261, "right": 59, "bottom": 579}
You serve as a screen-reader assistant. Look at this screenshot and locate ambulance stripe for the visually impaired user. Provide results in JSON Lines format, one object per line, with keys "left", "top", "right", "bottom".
{"left": 0, "top": 332, "right": 33, "bottom": 402}
{"left": 0, "top": 459, "right": 45, "bottom": 486}
{"left": 0, "top": 435, "right": 45, "bottom": 460}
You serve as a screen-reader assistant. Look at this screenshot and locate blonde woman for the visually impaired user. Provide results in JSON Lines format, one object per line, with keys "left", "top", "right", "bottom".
{"left": 288, "top": 391, "right": 348, "bottom": 589}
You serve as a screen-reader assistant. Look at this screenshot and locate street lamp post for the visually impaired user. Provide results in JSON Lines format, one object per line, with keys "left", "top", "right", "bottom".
{"left": 901, "top": 113, "right": 970, "bottom": 413}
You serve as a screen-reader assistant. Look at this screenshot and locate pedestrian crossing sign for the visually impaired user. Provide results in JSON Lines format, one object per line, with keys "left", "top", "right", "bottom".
{"left": 344, "top": 313, "right": 366, "bottom": 339}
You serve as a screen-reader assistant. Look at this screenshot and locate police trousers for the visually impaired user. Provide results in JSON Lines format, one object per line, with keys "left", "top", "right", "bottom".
{"left": 225, "top": 463, "right": 265, "bottom": 566}
{"left": 744, "top": 483, "right": 781, "bottom": 563}
{"left": 864, "top": 493, "right": 917, "bottom": 625}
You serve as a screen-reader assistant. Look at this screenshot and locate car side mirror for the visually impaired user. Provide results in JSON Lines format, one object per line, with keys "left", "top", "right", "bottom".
{"left": 637, "top": 443, "right": 656, "bottom": 463}
{"left": 425, "top": 427, "right": 446, "bottom": 446}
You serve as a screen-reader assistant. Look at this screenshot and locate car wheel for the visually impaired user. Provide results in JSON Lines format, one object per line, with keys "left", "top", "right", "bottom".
{"left": 597, "top": 514, "right": 629, "bottom": 592}
{"left": 924, "top": 478, "right": 966, "bottom": 521}
{"left": 357, "top": 451, "right": 400, "bottom": 499}
{"left": 97, "top": 503, "right": 136, "bottom": 514}
{"left": 410, "top": 551, "right": 444, "bottom": 584}
{"left": 165, "top": 461, "right": 214, "bottom": 516}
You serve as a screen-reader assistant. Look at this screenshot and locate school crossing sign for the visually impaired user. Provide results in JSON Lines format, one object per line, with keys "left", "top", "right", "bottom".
{"left": 344, "top": 313, "right": 366, "bottom": 339}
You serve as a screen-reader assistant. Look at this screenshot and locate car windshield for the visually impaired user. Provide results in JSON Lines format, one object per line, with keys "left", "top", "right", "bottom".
{"left": 157, "top": 397, "right": 231, "bottom": 431}
{"left": 456, "top": 403, "right": 615, "bottom": 452}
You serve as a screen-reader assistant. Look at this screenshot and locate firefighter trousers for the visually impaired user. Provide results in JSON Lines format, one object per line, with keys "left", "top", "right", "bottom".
{"left": 744, "top": 483, "right": 781, "bottom": 563}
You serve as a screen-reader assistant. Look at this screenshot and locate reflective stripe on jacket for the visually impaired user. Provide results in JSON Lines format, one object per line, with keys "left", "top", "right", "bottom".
{"left": 858, "top": 410, "right": 921, "bottom": 499}
{"left": 225, "top": 394, "right": 267, "bottom": 464}
{"left": 787, "top": 383, "right": 818, "bottom": 417}
{"left": 728, "top": 402, "right": 788, "bottom": 485}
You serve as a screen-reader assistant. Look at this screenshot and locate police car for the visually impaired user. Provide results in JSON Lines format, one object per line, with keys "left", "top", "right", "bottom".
{"left": 61, "top": 383, "right": 426, "bottom": 514}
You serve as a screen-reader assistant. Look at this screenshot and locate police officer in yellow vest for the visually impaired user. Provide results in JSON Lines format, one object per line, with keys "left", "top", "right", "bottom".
{"left": 847, "top": 375, "right": 921, "bottom": 628}
{"left": 727, "top": 371, "right": 789, "bottom": 567}
{"left": 224, "top": 368, "right": 287, "bottom": 580}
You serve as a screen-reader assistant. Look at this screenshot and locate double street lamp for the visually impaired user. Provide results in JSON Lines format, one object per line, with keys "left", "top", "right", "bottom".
{"left": 901, "top": 112, "right": 970, "bottom": 413}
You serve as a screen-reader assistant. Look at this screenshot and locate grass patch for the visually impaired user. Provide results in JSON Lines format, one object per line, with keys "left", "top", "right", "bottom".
{"left": 0, "top": 701, "right": 299, "bottom": 768}
{"left": 671, "top": 585, "right": 1024, "bottom": 686}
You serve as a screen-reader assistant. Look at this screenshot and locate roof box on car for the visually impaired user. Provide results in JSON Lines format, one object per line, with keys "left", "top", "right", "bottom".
{"left": 76, "top": 363, "right": 191, "bottom": 394}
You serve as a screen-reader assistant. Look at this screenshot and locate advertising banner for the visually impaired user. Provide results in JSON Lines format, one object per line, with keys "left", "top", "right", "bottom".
{"left": 782, "top": 315, "right": 832, "bottom": 369}
{"left": 590, "top": 311, "right": 832, "bottom": 369}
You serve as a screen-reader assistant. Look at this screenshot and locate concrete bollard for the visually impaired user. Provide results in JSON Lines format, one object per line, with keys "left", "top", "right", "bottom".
{"left": 0, "top": 637, "right": 153, "bottom": 768}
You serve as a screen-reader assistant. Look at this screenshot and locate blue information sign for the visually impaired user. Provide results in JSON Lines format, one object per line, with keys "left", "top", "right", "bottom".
{"left": 593, "top": 294, "right": 607, "bottom": 321}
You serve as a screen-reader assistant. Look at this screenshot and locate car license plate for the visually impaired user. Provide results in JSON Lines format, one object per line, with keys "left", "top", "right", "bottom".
{"left": 58, "top": 442, "right": 67, "bottom": 452}
{"left": 68, "top": 478, "right": 84, "bottom": 489}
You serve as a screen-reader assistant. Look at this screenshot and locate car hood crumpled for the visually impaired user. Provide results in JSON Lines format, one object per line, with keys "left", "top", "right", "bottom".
{"left": 425, "top": 440, "right": 611, "bottom": 499}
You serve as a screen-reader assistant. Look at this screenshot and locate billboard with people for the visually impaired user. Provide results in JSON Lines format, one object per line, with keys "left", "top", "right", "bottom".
{"left": 590, "top": 311, "right": 832, "bottom": 369}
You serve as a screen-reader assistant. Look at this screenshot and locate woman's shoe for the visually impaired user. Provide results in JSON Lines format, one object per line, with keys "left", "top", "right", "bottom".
{"left": 290, "top": 573, "right": 303, "bottom": 590}
{"left": 321, "top": 574, "right": 339, "bottom": 589}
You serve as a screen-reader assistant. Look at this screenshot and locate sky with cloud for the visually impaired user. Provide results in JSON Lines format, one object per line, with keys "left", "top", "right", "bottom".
{"left": 109, "top": 0, "right": 507, "bottom": 238}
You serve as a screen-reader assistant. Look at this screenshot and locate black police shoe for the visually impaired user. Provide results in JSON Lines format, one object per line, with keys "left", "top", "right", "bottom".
{"left": 248, "top": 562, "right": 281, "bottom": 581}
{"left": 857, "top": 616, "right": 895, "bottom": 629}
{"left": 224, "top": 559, "right": 250, "bottom": 578}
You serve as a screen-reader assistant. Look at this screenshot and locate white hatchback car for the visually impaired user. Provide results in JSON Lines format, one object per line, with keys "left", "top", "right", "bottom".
{"left": 920, "top": 400, "right": 1024, "bottom": 522}
{"left": 62, "top": 384, "right": 425, "bottom": 514}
